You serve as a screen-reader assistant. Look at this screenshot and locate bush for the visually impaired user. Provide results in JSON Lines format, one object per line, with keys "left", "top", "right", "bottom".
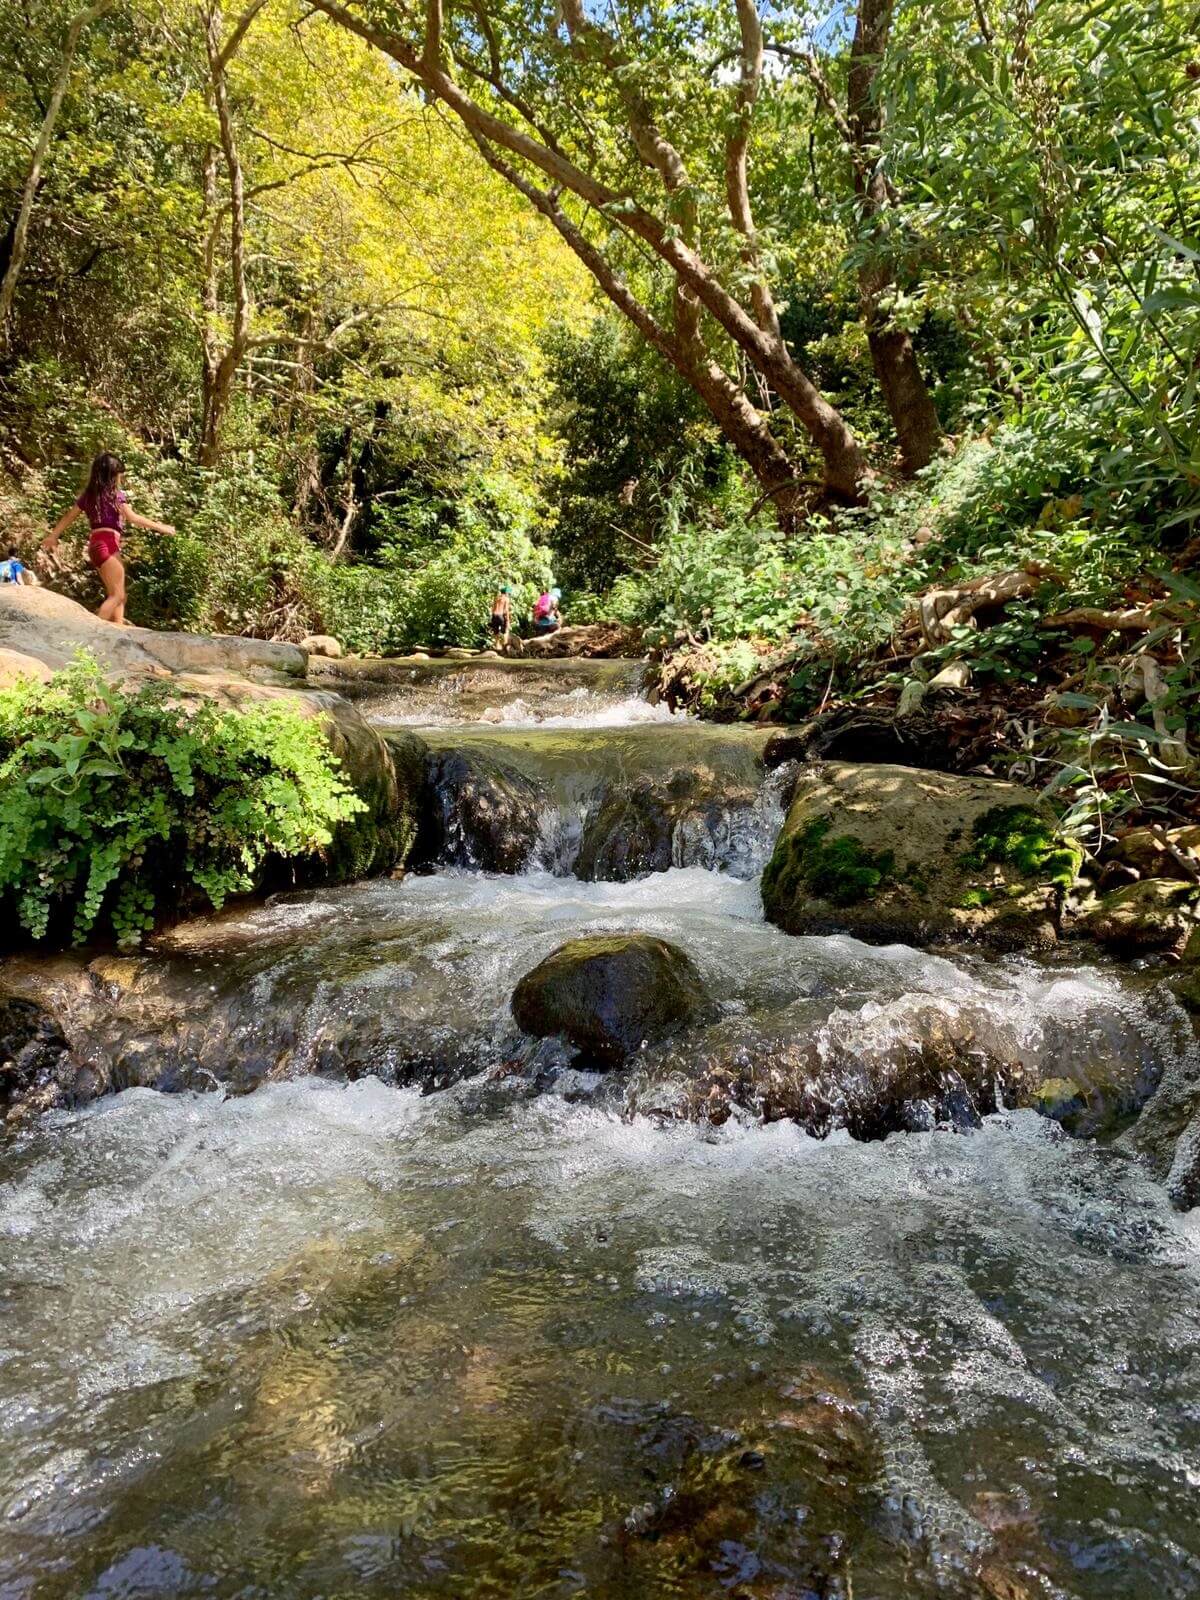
{"left": 310, "top": 471, "right": 555, "bottom": 653}
{"left": 0, "top": 658, "right": 365, "bottom": 948}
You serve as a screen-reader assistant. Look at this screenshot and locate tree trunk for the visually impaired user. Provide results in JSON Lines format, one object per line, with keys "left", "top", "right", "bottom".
{"left": 847, "top": 0, "right": 942, "bottom": 473}
{"left": 0, "top": 1, "right": 112, "bottom": 348}
{"left": 864, "top": 308, "right": 943, "bottom": 474}
{"left": 197, "top": 1, "right": 257, "bottom": 467}
{"left": 310, "top": 0, "right": 868, "bottom": 500}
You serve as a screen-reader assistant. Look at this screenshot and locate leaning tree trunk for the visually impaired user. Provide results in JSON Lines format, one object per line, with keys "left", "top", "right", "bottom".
{"left": 470, "top": 132, "right": 806, "bottom": 522}
{"left": 309, "top": 0, "right": 868, "bottom": 502}
{"left": 847, "top": 0, "right": 942, "bottom": 473}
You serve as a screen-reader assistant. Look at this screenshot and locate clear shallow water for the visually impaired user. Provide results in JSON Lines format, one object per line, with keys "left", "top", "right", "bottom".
{"left": 2, "top": 662, "right": 1200, "bottom": 1599}
{"left": 3, "top": 1080, "right": 1200, "bottom": 1598}
{"left": 353, "top": 657, "right": 666, "bottom": 729}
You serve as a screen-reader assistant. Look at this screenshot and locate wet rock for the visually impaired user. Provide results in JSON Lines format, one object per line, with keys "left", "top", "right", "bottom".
{"left": 419, "top": 747, "right": 546, "bottom": 872}
{"left": 512, "top": 934, "right": 705, "bottom": 1064}
{"left": 762, "top": 763, "right": 1076, "bottom": 950}
{"left": 634, "top": 1001, "right": 1035, "bottom": 1137}
{"left": 1082, "top": 878, "right": 1198, "bottom": 955}
{"left": 312, "top": 716, "right": 426, "bottom": 883}
{"left": 1166, "top": 1105, "right": 1200, "bottom": 1211}
{"left": 631, "top": 987, "right": 1164, "bottom": 1142}
{"left": 576, "top": 767, "right": 760, "bottom": 881}
{"left": 0, "top": 993, "right": 73, "bottom": 1121}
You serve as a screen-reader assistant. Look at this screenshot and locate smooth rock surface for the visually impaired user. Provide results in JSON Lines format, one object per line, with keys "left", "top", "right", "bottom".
{"left": 0, "top": 645, "right": 53, "bottom": 686}
{"left": 512, "top": 934, "right": 705, "bottom": 1064}
{"left": 300, "top": 633, "right": 344, "bottom": 659}
{"left": 0, "top": 584, "right": 306, "bottom": 680}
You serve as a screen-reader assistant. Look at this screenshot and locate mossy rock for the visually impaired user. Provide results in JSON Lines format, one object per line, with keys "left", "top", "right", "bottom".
{"left": 512, "top": 934, "right": 707, "bottom": 1065}
{"left": 1082, "top": 878, "right": 1198, "bottom": 956}
{"left": 761, "top": 763, "right": 1073, "bottom": 949}
{"left": 306, "top": 710, "right": 426, "bottom": 883}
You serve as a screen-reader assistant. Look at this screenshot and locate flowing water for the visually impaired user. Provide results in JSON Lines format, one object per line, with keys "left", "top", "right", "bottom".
{"left": 2, "top": 661, "right": 1200, "bottom": 1600}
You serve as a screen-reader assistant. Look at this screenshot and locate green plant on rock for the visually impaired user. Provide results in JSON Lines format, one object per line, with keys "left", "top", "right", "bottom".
{"left": 962, "top": 806, "right": 1083, "bottom": 892}
{"left": 764, "top": 817, "right": 896, "bottom": 909}
{"left": 0, "top": 658, "right": 365, "bottom": 948}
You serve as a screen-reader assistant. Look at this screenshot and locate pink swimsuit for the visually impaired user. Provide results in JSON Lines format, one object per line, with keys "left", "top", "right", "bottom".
{"left": 76, "top": 488, "right": 127, "bottom": 569}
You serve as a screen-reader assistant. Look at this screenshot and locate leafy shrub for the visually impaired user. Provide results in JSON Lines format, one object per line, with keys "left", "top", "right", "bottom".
{"left": 0, "top": 659, "right": 365, "bottom": 948}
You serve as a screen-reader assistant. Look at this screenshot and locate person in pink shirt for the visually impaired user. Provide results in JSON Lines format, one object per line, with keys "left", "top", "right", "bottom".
{"left": 41, "top": 452, "right": 175, "bottom": 625}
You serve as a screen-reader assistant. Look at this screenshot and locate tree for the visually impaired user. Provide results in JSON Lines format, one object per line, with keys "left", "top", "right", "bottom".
{"left": 0, "top": 1, "right": 113, "bottom": 350}
{"left": 305, "top": 0, "right": 872, "bottom": 503}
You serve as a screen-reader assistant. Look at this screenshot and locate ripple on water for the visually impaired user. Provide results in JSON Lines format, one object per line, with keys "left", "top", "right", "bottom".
{"left": 2, "top": 1075, "right": 1200, "bottom": 1598}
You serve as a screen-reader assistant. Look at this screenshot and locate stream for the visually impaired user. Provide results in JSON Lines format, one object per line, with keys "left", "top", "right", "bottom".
{"left": 2, "top": 659, "right": 1200, "bottom": 1599}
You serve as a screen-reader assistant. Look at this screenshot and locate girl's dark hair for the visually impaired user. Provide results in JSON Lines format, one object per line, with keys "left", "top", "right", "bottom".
{"left": 84, "top": 452, "right": 124, "bottom": 498}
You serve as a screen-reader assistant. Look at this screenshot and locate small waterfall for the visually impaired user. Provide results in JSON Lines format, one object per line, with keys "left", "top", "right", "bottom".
{"left": 416, "top": 724, "right": 786, "bottom": 881}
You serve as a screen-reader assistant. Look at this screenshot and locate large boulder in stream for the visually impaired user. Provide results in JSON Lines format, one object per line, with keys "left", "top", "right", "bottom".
{"left": 512, "top": 935, "right": 706, "bottom": 1065}
{"left": 762, "top": 762, "right": 1080, "bottom": 949}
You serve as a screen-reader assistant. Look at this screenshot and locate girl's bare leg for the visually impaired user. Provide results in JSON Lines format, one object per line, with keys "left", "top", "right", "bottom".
{"left": 96, "top": 555, "right": 126, "bottom": 624}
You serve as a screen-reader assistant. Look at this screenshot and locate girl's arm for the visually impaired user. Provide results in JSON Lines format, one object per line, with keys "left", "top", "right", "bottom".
{"left": 125, "top": 509, "right": 176, "bottom": 535}
{"left": 41, "top": 504, "right": 82, "bottom": 553}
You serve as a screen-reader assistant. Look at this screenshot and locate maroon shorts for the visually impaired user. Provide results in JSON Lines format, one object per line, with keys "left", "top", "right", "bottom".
{"left": 87, "top": 528, "right": 122, "bottom": 569}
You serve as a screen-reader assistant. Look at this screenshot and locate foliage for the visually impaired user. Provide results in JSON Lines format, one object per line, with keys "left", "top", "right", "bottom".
{"left": 0, "top": 658, "right": 364, "bottom": 947}
{"left": 312, "top": 471, "right": 555, "bottom": 653}
{"left": 542, "top": 319, "right": 738, "bottom": 590}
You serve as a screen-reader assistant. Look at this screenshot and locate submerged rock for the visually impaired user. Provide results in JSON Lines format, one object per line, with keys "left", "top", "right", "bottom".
{"left": 762, "top": 763, "right": 1077, "bottom": 949}
{"left": 628, "top": 986, "right": 1165, "bottom": 1143}
{"left": 630, "top": 1001, "right": 1035, "bottom": 1136}
{"left": 512, "top": 934, "right": 705, "bottom": 1064}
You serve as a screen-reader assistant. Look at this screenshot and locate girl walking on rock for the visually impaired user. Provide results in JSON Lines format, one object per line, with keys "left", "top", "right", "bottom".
{"left": 41, "top": 452, "right": 175, "bottom": 625}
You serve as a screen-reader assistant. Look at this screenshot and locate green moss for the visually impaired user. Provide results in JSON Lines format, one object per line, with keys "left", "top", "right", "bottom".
{"left": 764, "top": 816, "right": 896, "bottom": 908}
{"left": 959, "top": 886, "right": 994, "bottom": 909}
{"left": 962, "top": 805, "right": 1082, "bottom": 891}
